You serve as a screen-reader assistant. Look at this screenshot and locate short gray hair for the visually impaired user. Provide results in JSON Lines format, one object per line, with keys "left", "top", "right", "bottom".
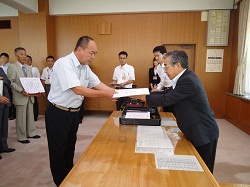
{"left": 164, "top": 50, "right": 188, "bottom": 69}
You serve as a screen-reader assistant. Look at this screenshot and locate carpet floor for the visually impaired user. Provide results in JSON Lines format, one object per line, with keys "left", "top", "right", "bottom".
{"left": 0, "top": 112, "right": 249, "bottom": 187}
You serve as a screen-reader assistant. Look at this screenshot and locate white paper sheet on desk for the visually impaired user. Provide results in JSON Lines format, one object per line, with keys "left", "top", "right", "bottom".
{"left": 112, "top": 88, "right": 149, "bottom": 98}
{"left": 135, "top": 143, "right": 174, "bottom": 155}
{"left": 137, "top": 126, "right": 165, "bottom": 139}
{"left": 161, "top": 117, "right": 177, "bottom": 126}
{"left": 155, "top": 153, "right": 204, "bottom": 172}
{"left": 137, "top": 137, "right": 173, "bottom": 149}
{"left": 20, "top": 77, "right": 45, "bottom": 94}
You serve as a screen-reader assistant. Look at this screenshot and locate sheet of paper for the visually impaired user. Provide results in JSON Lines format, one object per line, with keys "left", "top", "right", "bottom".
{"left": 137, "top": 137, "right": 173, "bottom": 149}
{"left": 161, "top": 117, "right": 177, "bottom": 126}
{"left": 135, "top": 143, "right": 174, "bottom": 155}
{"left": 20, "top": 77, "right": 45, "bottom": 94}
{"left": 155, "top": 153, "right": 204, "bottom": 172}
{"left": 137, "top": 126, "right": 173, "bottom": 148}
{"left": 137, "top": 126, "right": 165, "bottom": 139}
{"left": 0, "top": 80, "right": 3, "bottom": 96}
{"left": 112, "top": 88, "right": 149, "bottom": 98}
{"left": 125, "top": 111, "right": 150, "bottom": 119}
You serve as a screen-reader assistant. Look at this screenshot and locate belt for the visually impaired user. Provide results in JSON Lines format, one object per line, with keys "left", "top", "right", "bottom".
{"left": 52, "top": 103, "right": 80, "bottom": 112}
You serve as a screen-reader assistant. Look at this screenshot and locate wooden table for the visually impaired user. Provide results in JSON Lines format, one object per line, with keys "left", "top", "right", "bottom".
{"left": 60, "top": 111, "right": 219, "bottom": 187}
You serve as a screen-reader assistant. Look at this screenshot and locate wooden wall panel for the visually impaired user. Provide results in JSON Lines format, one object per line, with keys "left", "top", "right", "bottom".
{"left": 225, "top": 94, "right": 250, "bottom": 135}
{"left": 18, "top": 0, "right": 54, "bottom": 114}
{"left": 52, "top": 12, "right": 235, "bottom": 115}
{"left": 1, "top": 9, "right": 236, "bottom": 114}
{"left": 162, "top": 12, "right": 200, "bottom": 44}
{"left": 0, "top": 17, "right": 20, "bottom": 62}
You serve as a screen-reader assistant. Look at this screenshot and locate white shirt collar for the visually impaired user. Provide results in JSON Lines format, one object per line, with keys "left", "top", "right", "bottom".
{"left": 172, "top": 69, "right": 186, "bottom": 89}
{"left": 70, "top": 52, "right": 82, "bottom": 68}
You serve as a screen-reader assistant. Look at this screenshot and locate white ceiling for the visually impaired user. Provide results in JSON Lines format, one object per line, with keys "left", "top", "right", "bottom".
{"left": 0, "top": 0, "right": 235, "bottom": 18}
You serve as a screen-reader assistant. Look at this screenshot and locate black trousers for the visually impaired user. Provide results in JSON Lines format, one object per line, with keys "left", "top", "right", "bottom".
{"left": 195, "top": 139, "right": 218, "bottom": 174}
{"left": 116, "top": 97, "right": 129, "bottom": 111}
{"left": 78, "top": 100, "right": 84, "bottom": 123}
{"left": 33, "top": 96, "right": 39, "bottom": 121}
{"left": 45, "top": 103, "right": 80, "bottom": 186}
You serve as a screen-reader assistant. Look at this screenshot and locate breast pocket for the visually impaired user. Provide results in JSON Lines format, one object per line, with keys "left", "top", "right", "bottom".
{"left": 80, "top": 78, "right": 89, "bottom": 87}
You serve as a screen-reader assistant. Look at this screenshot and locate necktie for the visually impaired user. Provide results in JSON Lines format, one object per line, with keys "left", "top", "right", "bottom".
{"left": 22, "top": 66, "right": 27, "bottom": 77}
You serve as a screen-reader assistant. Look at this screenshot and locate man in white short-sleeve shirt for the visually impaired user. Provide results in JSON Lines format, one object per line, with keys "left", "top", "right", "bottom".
{"left": 26, "top": 55, "right": 40, "bottom": 121}
{"left": 112, "top": 51, "right": 135, "bottom": 110}
{"left": 45, "top": 36, "right": 116, "bottom": 187}
{"left": 41, "top": 56, "right": 54, "bottom": 98}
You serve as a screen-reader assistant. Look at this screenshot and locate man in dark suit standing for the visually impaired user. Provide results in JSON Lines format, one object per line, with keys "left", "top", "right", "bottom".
{"left": 146, "top": 50, "right": 219, "bottom": 173}
{"left": 0, "top": 67, "right": 15, "bottom": 159}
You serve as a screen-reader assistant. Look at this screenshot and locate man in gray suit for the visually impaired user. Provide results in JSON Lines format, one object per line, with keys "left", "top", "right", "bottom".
{"left": 7, "top": 47, "right": 40, "bottom": 144}
{"left": 146, "top": 50, "right": 219, "bottom": 173}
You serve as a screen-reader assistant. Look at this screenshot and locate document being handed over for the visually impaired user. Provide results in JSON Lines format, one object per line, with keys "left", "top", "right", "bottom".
{"left": 112, "top": 88, "right": 149, "bottom": 98}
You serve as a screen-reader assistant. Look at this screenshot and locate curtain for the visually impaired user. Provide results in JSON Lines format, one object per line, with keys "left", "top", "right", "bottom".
{"left": 233, "top": 0, "right": 250, "bottom": 96}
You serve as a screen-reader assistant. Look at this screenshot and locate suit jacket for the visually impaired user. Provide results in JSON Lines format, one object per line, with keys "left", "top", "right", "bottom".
{"left": 146, "top": 69, "right": 219, "bottom": 147}
{"left": 0, "top": 68, "right": 11, "bottom": 108}
{"left": 7, "top": 62, "right": 34, "bottom": 105}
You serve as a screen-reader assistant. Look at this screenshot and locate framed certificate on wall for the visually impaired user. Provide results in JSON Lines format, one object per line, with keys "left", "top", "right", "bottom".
{"left": 207, "top": 10, "right": 230, "bottom": 46}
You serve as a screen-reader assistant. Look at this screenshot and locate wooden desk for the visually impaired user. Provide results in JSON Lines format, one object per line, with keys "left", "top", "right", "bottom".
{"left": 60, "top": 111, "right": 219, "bottom": 187}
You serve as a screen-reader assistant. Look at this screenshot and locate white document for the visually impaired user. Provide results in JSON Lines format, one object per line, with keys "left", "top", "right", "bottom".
{"left": 137, "top": 126, "right": 165, "bottom": 139}
{"left": 155, "top": 153, "right": 204, "bottom": 172}
{"left": 0, "top": 80, "right": 3, "bottom": 96}
{"left": 136, "top": 126, "right": 173, "bottom": 149}
{"left": 161, "top": 117, "right": 177, "bottom": 126}
{"left": 137, "top": 137, "right": 173, "bottom": 149}
{"left": 112, "top": 88, "right": 149, "bottom": 98}
{"left": 135, "top": 143, "right": 174, "bottom": 155}
{"left": 20, "top": 77, "right": 45, "bottom": 94}
{"left": 125, "top": 111, "right": 150, "bottom": 119}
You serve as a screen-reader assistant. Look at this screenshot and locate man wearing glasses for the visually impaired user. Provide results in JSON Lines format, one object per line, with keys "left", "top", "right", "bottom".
{"left": 112, "top": 51, "right": 135, "bottom": 110}
{"left": 146, "top": 50, "right": 219, "bottom": 174}
{"left": 45, "top": 36, "right": 116, "bottom": 186}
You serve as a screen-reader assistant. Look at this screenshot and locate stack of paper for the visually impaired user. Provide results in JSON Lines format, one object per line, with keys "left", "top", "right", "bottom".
{"left": 161, "top": 117, "right": 177, "bottom": 126}
{"left": 135, "top": 126, "right": 174, "bottom": 155}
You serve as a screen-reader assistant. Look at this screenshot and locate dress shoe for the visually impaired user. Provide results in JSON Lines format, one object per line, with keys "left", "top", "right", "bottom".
{"left": 27, "top": 135, "right": 41, "bottom": 139}
{"left": 0, "top": 148, "right": 15, "bottom": 153}
{"left": 18, "top": 140, "right": 30, "bottom": 144}
{"left": 0, "top": 155, "right": 2, "bottom": 159}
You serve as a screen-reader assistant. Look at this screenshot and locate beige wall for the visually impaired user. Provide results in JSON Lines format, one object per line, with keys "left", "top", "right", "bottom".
{"left": 0, "top": 0, "right": 239, "bottom": 117}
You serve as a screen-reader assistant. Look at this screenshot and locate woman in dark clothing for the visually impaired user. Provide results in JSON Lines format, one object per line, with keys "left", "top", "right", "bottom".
{"left": 148, "top": 58, "right": 160, "bottom": 91}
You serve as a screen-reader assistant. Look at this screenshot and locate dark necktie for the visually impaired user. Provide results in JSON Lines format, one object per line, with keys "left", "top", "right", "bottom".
{"left": 22, "top": 66, "right": 27, "bottom": 77}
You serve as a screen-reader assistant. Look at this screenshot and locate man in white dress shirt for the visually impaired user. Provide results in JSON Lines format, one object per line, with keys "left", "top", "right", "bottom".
{"left": 41, "top": 55, "right": 54, "bottom": 98}
{"left": 151, "top": 45, "right": 175, "bottom": 116}
{"left": 112, "top": 51, "right": 135, "bottom": 110}
{"left": 45, "top": 36, "right": 116, "bottom": 186}
{"left": 0, "top": 53, "right": 10, "bottom": 74}
{"left": 26, "top": 55, "right": 40, "bottom": 121}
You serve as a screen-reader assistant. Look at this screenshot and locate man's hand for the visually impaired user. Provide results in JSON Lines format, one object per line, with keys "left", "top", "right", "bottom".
{"left": 21, "top": 90, "right": 29, "bottom": 96}
{"left": 105, "top": 90, "right": 118, "bottom": 101}
{"left": 0, "top": 96, "right": 9, "bottom": 104}
{"left": 151, "top": 88, "right": 158, "bottom": 92}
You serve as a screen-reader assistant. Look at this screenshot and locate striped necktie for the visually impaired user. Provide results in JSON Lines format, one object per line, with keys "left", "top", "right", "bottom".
{"left": 22, "top": 66, "right": 27, "bottom": 77}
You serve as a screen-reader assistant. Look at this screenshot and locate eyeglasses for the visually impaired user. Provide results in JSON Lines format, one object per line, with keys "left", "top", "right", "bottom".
{"left": 119, "top": 58, "right": 127, "bottom": 60}
{"left": 164, "top": 64, "right": 171, "bottom": 69}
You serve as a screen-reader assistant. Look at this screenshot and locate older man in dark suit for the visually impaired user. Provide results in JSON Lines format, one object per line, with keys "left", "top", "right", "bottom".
{"left": 146, "top": 50, "right": 219, "bottom": 173}
{"left": 0, "top": 67, "right": 15, "bottom": 159}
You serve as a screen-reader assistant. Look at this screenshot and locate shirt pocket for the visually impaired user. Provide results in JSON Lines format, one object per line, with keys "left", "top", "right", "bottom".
{"left": 80, "top": 78, "right": 89, "bottom": 87}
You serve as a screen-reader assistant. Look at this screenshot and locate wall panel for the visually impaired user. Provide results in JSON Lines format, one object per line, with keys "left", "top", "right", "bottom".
{"left": 0, "top": 17, "right": 20, "bottom": 62}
